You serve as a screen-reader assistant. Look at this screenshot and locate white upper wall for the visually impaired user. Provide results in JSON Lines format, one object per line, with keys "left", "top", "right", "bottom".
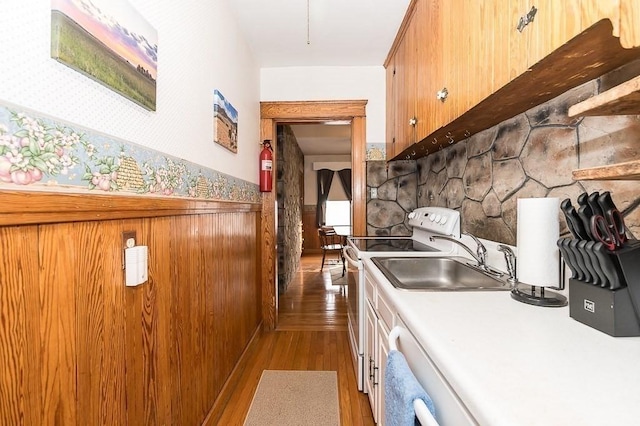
{"left": 260, "top": 66, "right": 386, "bottom": 144}
{"left": 0, "top": 0, "right": 261, "bottom": 184}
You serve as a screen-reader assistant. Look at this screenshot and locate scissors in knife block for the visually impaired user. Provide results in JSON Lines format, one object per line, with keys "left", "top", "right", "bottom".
{"left": 590, "top": 209, "right": 628, "bottom": 250}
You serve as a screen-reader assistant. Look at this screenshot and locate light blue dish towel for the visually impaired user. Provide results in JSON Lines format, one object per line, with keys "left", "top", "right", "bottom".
{"left": 385, "top": 349, "right": 436, "bottom": 426}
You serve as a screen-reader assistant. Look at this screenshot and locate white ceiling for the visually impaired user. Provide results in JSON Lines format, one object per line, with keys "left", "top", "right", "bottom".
{"left": 229, "top": 0, "right": 411, "bottom": 156}
{"left": 288, "top": 123, "right": 351, "bottom": 155}
{"left": 229, "top": 0, "right": 411, "bottom": 68}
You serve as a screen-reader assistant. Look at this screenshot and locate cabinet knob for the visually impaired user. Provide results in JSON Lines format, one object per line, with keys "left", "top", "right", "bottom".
{"left": 436, "top": 87, "right": 448, "bottom": 102}
{"left": 516, "top": 6, "right": 538, "bottom": 32}
{"left": 409, "top": 117, "right": 417, "bottom": 127}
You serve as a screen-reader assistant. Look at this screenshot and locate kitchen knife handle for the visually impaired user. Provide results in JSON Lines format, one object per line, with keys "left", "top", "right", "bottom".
{"left": 567, "top": 206, "right": 590, "bottom": 240}
{"left": 560, "top": 199, "right": 578, "bottom": 238}
{"left": 577, "top": 192, "right": 588, "bottom": 207}
{"left": 592, "top": 242, "right": 624, "bottom": 290}
{"left": 557, "top": 238, "right": 579, "bottom": 280}
{"left": 587, "top": 191, "right": 604, "bottom": 217}
{"left": 597, "top": 191, "right": 617, "bottom": 213}
{"left": 584, "top": 240, "right": 608, "bottom": 288}
{"left": 570, "top": 239, "right": 593, "bottom": 283}
{"left": 577, "top": 204, "right": 594, "bottom": 241}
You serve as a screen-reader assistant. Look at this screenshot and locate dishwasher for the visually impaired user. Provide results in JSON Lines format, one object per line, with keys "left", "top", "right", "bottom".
{"left": 390, "top": 316, "right": 478, "bottom": 426}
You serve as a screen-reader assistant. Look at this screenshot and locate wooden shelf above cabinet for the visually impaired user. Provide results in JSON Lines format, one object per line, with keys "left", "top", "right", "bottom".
{"left": 391, "top": 19, "right": 640, "bottom": 161}
{"left": 572, "top": 160, "right": 640, "bottom": 181}
{"left": 568, "top": 75, "right": 640, "bottom": 117}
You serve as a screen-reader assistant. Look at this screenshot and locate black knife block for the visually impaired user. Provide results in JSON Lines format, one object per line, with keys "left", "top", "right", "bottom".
{"left": 614, "top": 241, "right": 640, "bottom": 317}
{"left": 569, "top": 279, "right": 640, "bottom": 337}
{"left": 568, "top": 241, "right": 640, "bottom": 337}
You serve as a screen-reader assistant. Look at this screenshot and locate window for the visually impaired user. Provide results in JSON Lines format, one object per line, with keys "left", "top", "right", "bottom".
{"left": 325, "top": 200, "right": 351, "bottom": 226}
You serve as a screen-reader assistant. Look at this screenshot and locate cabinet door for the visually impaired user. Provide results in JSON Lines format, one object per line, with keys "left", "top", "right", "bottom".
{"left": 508, "top": 0, "right": 532, "bottom": 80}
{"left": 469, "top": 1, "right": 497, "bottom": 108}
{"left": 581, "top": 0, "right": 620, "bottom": 35}
{"left": 492, "top": 0, "right": 512, "bottom": 91}
{"left": 394, "top": 17, "right": 418, "bottom": 155}
{"left": 365, "top": 300, "right": 378, "bottom": 421}
{"left": 385, "top": 61, "right": 397, "bottom": 160}
{"left": 442, "top": 0, "right": 495, "bottom": 122}
{"left": 440, "top": 0, "right": 467, "bottom": 124}
{"left": 620, "top": 0, "right": 640, "bottom": 48}
{"left": 416, "top": 0, "right": 444, "bottom": 141}
{"left": 528, "top": 0, "right": 582, "bottom": 68}
{"left": 377, "top": 320, "right": 391, "bottom": 425}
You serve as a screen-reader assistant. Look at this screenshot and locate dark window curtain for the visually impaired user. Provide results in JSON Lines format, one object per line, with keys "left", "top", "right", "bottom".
{"left": 316, "top": 169, "right": 334, "bottom": 227}
{"left": 337, "top": 168, "right": 352, "bottom": 201}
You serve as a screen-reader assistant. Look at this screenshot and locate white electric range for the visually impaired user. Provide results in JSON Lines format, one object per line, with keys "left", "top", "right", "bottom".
{"left": 343, "top": 207, "right": 463, "bottom": 392}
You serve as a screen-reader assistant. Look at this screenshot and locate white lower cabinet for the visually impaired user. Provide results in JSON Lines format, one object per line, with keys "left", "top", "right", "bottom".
{"left": 377, "top": 317, "right": 390, "bottom": 424}
{"left": 366, "top": 265, "right": 478, "bottom": 426}
{"left": 364, "top": 270, "right": 394, "bottom": 424}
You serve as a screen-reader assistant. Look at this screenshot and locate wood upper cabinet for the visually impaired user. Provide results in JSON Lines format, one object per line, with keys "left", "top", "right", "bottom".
{"left": 415, "top": 0, "right": 442, "bottom": 145}
{"left": 386, "top": 0, "right": 437, "bottom": 159}
{"left": 441, "top": 0, "right": 498, "bottom": 124}
{"left": 508, "top": 0, "right": 633, "bottom": 79}
{"left": 620, "top": 0, "right": 640, "bottom": 48}
{"left": 581, "top": 0, "right": 620, "bottom": 38}
{"left": 385, "top": 57, "right": 397, "bottom": 159}
{"left": 385, "top": 0, "right": 640, "bottom": 161}
{"left": 395, "top": 17, "right": 417, "bottom": 156}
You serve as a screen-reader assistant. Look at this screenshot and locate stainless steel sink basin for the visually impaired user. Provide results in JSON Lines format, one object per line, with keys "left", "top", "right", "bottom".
{"left": 371, "top": 256, "right": 511, "bottom": 291}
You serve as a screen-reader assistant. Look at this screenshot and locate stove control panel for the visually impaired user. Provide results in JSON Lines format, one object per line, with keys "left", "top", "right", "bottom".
{"left": 408, "top": 207, "right": 461, "bottom": 237}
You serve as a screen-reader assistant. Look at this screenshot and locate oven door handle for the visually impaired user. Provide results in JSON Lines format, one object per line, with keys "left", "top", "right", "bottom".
{"left": 389, "top": 326, "right": 440, "bottom": 426}
{"left": 343, "top": 247, "right": 361, "bottom": 268}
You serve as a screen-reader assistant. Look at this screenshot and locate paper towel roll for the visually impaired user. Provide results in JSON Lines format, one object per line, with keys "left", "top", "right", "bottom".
{"left": 516, "top": 197, "right": 560, "bottom": 287}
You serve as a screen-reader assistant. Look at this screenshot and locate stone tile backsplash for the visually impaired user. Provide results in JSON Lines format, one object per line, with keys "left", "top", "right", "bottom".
{"left": 367, "top": 78, "right": 640, "bottom": 245}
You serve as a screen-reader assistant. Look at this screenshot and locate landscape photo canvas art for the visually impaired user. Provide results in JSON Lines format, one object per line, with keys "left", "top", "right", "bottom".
{"left": 213, "top": 90, "right": 238, "bottom": 153}
{"left": 51, "top": 0, "right": 158, "bottom": 111}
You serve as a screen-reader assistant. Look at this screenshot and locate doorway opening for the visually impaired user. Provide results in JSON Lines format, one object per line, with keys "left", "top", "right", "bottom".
{"left": 275, "top": 122, "right": 352, "bottom": 297}
{"left": 260, "top": 100, "right": 367, "bottom": 331}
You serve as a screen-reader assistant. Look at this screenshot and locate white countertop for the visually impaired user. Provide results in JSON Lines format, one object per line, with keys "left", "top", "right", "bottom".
{"left": 365, "top": 258, "right": 640, "bottom": 426}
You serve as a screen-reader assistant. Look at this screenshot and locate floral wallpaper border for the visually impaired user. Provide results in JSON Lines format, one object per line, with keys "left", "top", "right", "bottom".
{"left": 0, "top": 103, "right": 261, "bottom": 203}
{"left": 366, "top": 143, "right": 385, "bottom": 161}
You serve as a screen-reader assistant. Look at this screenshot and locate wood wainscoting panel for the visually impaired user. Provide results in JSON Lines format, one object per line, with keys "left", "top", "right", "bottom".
{"left": 0, "top": 226, "right": 41, "bottom": 426}
{"left": 125, "top": 217, "right": 172, "bottom": 425}
{"left": 38, "top": 222, "right": 81, "bottom": 425}
{"left": 302, "top": 206, "right": 321, "bottom": 253}
{"left": 0, "top": 190, "right": 261, "bottom": 425}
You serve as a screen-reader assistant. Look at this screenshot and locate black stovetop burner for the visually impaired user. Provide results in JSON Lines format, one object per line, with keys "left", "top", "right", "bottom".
{"left": 350, "top": 238, "right": 438, "bottom": 252}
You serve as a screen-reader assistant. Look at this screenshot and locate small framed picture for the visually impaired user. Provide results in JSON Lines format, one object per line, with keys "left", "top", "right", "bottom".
{"left": 213, "top": 90, "right": 238, "bottom": 153}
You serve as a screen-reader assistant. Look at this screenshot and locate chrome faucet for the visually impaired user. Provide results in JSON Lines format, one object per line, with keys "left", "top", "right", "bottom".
{"left": 429, "top": 232, "right": 487, "bottom": 268}
{"left": 430, "top": 233, "right": 504, "bottom": 278}
{"left": 464, "top": 232, "right": 487, "bottom": 266}
{"left": 498, "top": 245, "right": 517, "bottom": 285}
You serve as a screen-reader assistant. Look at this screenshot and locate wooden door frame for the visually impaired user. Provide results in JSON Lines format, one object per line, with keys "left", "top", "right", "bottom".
{"left": 260, "top": 100, "right": 368, "bottom": 331}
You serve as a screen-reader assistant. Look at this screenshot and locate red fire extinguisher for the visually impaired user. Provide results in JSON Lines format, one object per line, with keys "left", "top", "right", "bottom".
{"left": 259, "top": 139, "right": 273, "bottom": 192}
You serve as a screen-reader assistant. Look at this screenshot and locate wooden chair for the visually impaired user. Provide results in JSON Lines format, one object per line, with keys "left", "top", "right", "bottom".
{"left": 318, "top": 227, "right": 346, "bottom": 276}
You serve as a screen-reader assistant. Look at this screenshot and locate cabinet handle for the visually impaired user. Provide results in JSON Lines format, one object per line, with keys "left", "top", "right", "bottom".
{"left": 436, "top": 87, "right": 448, "bottom": 102}
{"left": 373, "top": 365, "right": 379, "bottom": 386}
{"left": 408, "top": 117, "right": 417, "bottom": 127}
{"left": 369, "top": 357, "right": 375, "bottom": 379}
{"left": 516, "top": 6, "right": 538, "bottom": 32}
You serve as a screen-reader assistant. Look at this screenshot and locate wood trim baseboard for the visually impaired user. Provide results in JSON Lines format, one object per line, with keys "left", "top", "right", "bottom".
{"left": 202, "top": 323, "right": 264, "bottom": 425}
{"left": 0, "top": 190, "right": 260, "bottom": 226}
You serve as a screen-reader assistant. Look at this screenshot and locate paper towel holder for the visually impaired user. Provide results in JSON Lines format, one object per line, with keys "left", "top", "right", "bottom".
{"left": 512, "top": 197, "right": 567, "bottom": 307}
{"left": 511, "top": 282, "right": 567, "bottom": 307}
{"left": 511, "top": 259, "right": 567, "bottom": 307}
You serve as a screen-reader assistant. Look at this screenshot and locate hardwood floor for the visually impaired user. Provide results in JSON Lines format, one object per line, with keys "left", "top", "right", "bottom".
{"left": 208, "top": 254, "right": 374, "bottom": 425}
{"left": 278, "top": 253, "right": 348, "bottom": 331}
